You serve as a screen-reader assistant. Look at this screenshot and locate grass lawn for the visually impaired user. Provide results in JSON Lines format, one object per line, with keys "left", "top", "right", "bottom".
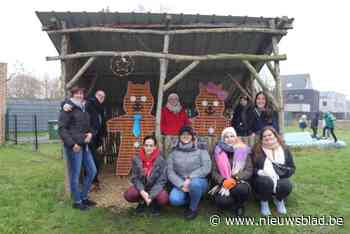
{"left": 0, "top": 127, "right": 349, "bottom": 233}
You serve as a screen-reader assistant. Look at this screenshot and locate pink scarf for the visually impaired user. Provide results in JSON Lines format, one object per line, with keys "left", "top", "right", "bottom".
{"left": 214, "top": 145, "right": 249, "bottom": 179}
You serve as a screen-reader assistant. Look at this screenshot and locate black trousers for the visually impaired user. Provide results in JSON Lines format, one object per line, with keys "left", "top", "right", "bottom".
{"left": 311, "top": 127, "right": 318, "bottom": 138}
{"left": 322, "top": 127, "right": 337, "bottom": 142}
{"left": 252, "top": 176, "right": 292, "bottom": 201}
{"left": 213, "top": 183, "right": 251, "bottom": 209}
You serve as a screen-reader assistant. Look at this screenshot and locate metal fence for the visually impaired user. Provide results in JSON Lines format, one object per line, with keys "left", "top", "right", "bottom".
{"left": 6, "top": 99, "right": 60, "bottom": 132}
{"left": 5, "top": 113, "right": 42, "bottom": 150}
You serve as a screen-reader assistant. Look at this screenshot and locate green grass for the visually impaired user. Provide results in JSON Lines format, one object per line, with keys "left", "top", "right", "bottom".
{"left": 16, "top": 131, "right": 49, "bottom": 138}
{"left": 1, "top": 128, "right": 350, "bottom": 234}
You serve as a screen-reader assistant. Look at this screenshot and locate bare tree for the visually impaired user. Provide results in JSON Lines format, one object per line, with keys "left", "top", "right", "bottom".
{"left": 7, "top": 74, "right": 42, "bottom": 98}
{"left": 45, "top": 76, "right": 64, "bottom": 99}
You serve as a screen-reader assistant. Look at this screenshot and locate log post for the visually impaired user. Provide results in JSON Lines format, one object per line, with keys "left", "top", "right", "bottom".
{"left": 60, "top": 21, "right": 71, "bottom": 196}
{"left": 266, "top": 61, "right": 277, "bottom": 82}
{"left": 155, "top": 16, "right": 171, "bottom": 146}
{"left": 270, "top": 19, "right": 284, "bottom": 133}
{"left": 60, "top": 23, "right": 69, "bottom": 97}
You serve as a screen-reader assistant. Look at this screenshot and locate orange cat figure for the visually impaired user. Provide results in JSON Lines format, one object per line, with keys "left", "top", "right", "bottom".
{"left": 192, "top": 82, "right": 230, "bottom": 139}
{"left": 107, "top": 81, "right": 155, "bottom": 176}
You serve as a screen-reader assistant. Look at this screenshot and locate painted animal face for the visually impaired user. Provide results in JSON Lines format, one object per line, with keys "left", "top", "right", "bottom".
{"left": 123, "top": 81, "right": 154, "bottom": 114}
{"left": 195, "top": 83, "right": 225, "bottom": 116}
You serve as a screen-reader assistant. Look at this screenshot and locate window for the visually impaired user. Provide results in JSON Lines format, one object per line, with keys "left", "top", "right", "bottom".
{"left": 322, "top": 101, "right": 327, "bottom": 106}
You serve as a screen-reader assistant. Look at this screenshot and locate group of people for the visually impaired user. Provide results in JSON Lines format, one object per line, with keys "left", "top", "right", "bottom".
{"left": 125, "top": 125, "right": 295, "bottom": 219}
{"left": 58, "top": 86, "right": 296, "bottom": 220}
{"left": 124, "top": 91, "right": 295, "bottom": 219}
{"left": 299, "top": 112, "right": 337, "bottom": 142}
{"left": 58, "top": 86, "right": 106, "bottom": 210}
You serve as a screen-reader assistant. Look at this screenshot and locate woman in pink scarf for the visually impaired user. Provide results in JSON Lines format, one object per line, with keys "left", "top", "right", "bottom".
{"left": 210, "top": 127, "right": 253, "bottom": 216}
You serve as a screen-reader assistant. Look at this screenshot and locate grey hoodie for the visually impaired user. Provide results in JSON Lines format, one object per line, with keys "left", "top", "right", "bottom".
{"left": 167, "top": 142, "right": 212, "bottom": 189}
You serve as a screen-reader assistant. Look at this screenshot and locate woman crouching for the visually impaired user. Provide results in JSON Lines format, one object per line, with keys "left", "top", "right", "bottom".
{"left": 168, "top": 126, "right": 211, "bottom": 220}
{"left": 124, "top": 135, "right": 168, "bottom": 215}
{"left": 251, "top": 126, "right": 296, "bottom": 215}
{"left": 210, "top": 127, "right": 253, "bottom": 217}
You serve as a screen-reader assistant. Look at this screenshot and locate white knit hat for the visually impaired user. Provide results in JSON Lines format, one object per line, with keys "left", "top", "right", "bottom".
{"left": 221, "top": 127, "right": 237, "bottom": 140}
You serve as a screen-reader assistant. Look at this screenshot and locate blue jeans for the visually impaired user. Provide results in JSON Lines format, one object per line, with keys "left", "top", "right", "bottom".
{"left": 64, "top": 145, "right": 97, "bottom": 203}
{"left": 169, "top": 177, "right": 208, "bottom": 211}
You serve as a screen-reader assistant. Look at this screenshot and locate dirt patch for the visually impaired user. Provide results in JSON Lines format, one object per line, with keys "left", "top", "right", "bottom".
{"left": 88, "top": 166, "right": 133, "bottom": 210}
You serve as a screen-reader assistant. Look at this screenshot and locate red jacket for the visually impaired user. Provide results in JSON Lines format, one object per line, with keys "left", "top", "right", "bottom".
{"left": 161, "top": 107, "right": 190, "bottom": 135}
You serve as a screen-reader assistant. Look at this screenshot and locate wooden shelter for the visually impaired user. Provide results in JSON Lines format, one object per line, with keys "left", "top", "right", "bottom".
{"left": 37, "top": 11, "right": 293, "bottom": 177}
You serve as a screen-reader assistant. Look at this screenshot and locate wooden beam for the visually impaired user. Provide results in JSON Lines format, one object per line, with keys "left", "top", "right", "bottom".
{"left": 270, "top": 19, "right": 284, "bottom": 133}
{"left": 266, "top": 61, "right": 277, "bottom": 82}
{"left": 242, "top": 60, "right": 279, "bottom": 110}
{"left": 59, "top": 21, "right": 71, "bottom": 197}
{"left": 87, "top": 73, "right": 98, "bottom": 96}
{"left": 66, "top": 57, "right": 96, "bottom": 89}
{"left": 226, "top": 73, "right": 253, "bottom": 101}
{"left": 163, "top": 61, "right": 200, "bottom": 91}
{"left": 45, "top": 26, "right": 288, "bottom": 36}
{"left": 155, "top": 32, "right": 170, "bottom": 144}
{"left": 47, "top": 51, "right": 287, "bottom": 62}
{"left": 60, "top": 22, "right": 69, "bottom": 97}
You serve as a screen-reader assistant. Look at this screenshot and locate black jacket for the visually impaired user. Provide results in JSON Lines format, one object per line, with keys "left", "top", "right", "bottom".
{"left": 61, "top": 97, "right": 106, "bottom": 148}
{"left": 252, "top": 108, "right": 280, "bottom": 134}
{"left": 131, "top": 154, "right": 168, "bottom": 199}
{"left": 58, "top": 99, "right": 95, "bottom": 148}
{"left": 251, "top": 146, "right": 296, "bottom": 179}
{"left": 231, "top": 104, "right": 255, "bottom": 136}
{"left": 85, "top": 97, "right": 106, "bottom": 148}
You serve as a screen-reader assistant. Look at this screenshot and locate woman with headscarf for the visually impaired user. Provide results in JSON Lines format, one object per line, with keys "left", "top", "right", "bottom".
{"left": 210, "top": 127, "right": 253, "bottom": 216}
{"left": 167, "top": 126, "right": 211, "bottom": 220}
{"left": 124, "top": 135, "right": 168, "bottom": 215}
{"left": 251, "top": 127, "right": 296, "bottom": 216}
{"left": 161, "top": 93, "right": 191, "bottom": 135}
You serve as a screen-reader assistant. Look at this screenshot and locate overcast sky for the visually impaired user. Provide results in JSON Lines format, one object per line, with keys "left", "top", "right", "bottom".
{"left": 1, "top": 0, "right": 349, "bottom": 97}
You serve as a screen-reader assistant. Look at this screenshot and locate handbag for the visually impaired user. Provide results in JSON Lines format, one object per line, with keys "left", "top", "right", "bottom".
{"left": 272, "top": 162, "right": 293, "bottom": 178}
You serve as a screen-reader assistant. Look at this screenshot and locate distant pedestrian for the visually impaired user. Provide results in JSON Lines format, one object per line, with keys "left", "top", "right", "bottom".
{"left": 310, "top": 112, "right": 320, "bottom": 138}
{"left": 323, "top": 112, "right": 337, "bottom": 142}
{"left": 298, "top": 115, "right": 307, "bottom": 132}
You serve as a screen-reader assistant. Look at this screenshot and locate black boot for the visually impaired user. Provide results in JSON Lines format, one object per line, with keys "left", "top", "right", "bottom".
{"left": 150, "top": 202, "right": 161, "bottom": 216}
{"left": 82, "top": 199, "right": 97, "bottom": 207}
{"left": 184, "top": 209, "right": 198, "bottom": 220}
{"left": 233, "top": 205, "right": 245, "bottom": 217}
{"left": 135, "top": 202, "right": 146, "bottom": 214}
{"left": 72, "top": 202, "right": 89, "bottom": 211}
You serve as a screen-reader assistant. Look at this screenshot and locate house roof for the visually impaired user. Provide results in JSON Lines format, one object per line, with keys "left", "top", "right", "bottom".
{"left": 36, "top": 12, "right": 293, "bottom": 78}
{"left": 281, "top": 74, "right": 312, "bottom": 90}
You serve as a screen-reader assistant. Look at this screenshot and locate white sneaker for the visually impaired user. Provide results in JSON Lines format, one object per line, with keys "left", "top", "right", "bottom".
{"left": 260, "top": 201, "right": 271, "bottom": 216}
{"left": 273, "top": 198, "right": 287, "bottom": 214}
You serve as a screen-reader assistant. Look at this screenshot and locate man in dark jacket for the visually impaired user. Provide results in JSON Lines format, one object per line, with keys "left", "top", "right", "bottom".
{"left": 62, "top": 90, "right": 106, "bottom": 189}
{"left": 59, "top": 86, "right": 97, "bottom": 210}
